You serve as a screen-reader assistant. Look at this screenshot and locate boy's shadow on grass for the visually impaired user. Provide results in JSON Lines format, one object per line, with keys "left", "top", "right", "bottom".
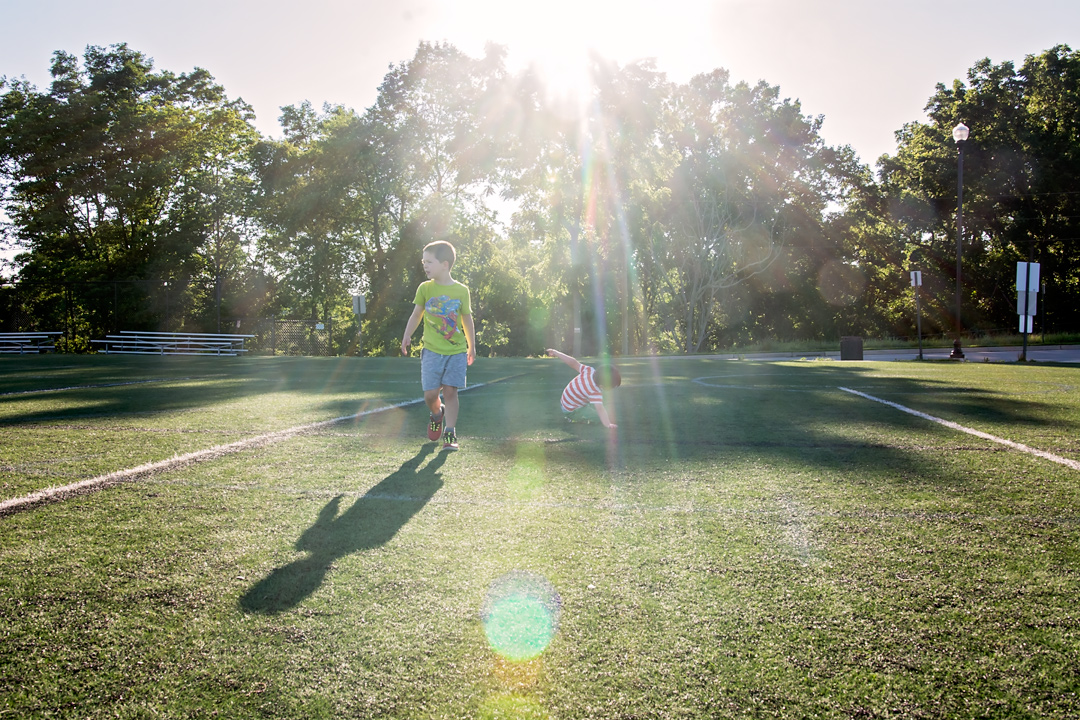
{"left": 239, "top": 446, "right": 446, "bottom": 615}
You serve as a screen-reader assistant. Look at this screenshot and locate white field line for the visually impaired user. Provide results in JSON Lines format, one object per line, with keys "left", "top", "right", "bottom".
{"left": 0, "top": 378, "right": 185, "bottom": 397}
{"left": 0, "top": 380, "right": 493, "bottom": 516}
{"left": 839, "top": 386, "right": 1080, "bottom": 471}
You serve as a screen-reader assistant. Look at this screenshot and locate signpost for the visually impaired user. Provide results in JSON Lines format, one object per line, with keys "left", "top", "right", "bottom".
{"left": 910, "top": 270, "right": 923, "bottom": 360}
{"left": 352, "top": 294, "right": 366, "bottom": 355}
{"left": 1017, "top": 262, "right": 1040, "bottom": 361}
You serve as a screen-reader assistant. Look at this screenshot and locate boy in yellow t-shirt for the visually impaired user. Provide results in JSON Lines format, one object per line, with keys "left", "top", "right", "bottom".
{"left": 401, "top": 240, "right": 476, "bottom": 451}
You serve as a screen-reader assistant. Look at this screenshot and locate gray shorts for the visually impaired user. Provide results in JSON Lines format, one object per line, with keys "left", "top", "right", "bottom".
{"left": 421, "top": 349, "right": 468, "bottom": 392}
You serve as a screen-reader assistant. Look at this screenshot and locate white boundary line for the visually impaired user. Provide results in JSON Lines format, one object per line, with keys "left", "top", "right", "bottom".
{"left": 839, "top": 386, "right": 1080, "bottom": 471}
{"left": 0, "top": 380, "right": 496, "bottom": 516}
{"left": 0, "top": 378, "right": 185, "bottom": 397}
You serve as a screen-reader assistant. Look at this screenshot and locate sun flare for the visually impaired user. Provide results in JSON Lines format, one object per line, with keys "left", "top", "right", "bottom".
{"left": 486, "top": 0, "right": 610, "bottom": 104}
{"left": 526, "top": 42, "right": 595, "bottom": 105}
{"left": 442, "top": 0, "right": 693, "bottom": 104}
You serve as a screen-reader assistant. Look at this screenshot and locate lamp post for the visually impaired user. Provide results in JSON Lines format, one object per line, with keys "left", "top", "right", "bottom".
{"left": 949, "top": 122, "right": 969, "bottom": 359}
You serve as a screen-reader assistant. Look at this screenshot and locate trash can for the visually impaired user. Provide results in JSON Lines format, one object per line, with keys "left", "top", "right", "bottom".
{"left": 840, "top": 336, "right": 863, "bottom": 361}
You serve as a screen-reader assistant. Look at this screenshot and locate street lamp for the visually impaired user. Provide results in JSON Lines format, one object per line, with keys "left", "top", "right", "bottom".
{"left": 949, "top": 122, "right": 969, "bottom": 359}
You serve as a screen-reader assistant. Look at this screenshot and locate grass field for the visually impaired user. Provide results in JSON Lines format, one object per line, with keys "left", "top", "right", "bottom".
{"left": 1, "top": 354, "right": 1079, "bottom": 719}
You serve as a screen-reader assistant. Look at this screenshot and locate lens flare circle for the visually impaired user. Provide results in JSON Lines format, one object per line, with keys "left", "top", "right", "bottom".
{"left": 482, "top": 571, "right": 561, "bottom": 662}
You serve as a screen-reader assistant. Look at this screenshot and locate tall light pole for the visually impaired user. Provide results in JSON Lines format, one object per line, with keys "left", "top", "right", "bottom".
{"left": 949, "top": 122, "right": 969, "bottom": 359}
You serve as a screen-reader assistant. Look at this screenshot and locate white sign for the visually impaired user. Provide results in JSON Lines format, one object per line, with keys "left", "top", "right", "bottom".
{"left": 1016, "top": 291, "right": 1038, "bottom": 317}
{"left": 1017, "top": 262, "right": 1041, "bottom": 291}
{"left": 352, "top": 294, "right": 366, "bottom": 315}
{"left": 1016, "top": 263, "right": 1040, "bottom": 330}
{"left": 316, "top": 323, "right": 325, "bottom": 330}
{"left": 909, "top": 270, "right": 922, "bottom": 287}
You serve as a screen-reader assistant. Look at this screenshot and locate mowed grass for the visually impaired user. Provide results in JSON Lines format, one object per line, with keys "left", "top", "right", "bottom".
{"left": 1, "top": 354, "right": 1079, "bottom": 719}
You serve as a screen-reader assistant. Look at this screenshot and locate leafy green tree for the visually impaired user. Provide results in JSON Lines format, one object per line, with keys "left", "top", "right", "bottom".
{"left": 185, "top": 103, "right": 261, "bottom": 332}
{"left": 499, "top": 82, "right": 589, "bottom": 355}
{"left": 659, "top": 71, "right": 842, "bottom": 352}
{"left": 0, "top": 44, "right": 258, "bottom": 340}
{"left": 499, "top": 56, "right": 675, "bottom": 357}
{"left": 820, "top": 157, "right": 916, "bottom": 340}
{"left": 252, "top": 102, "right": 366, "bottom": 326}
{"left": 588, "top": 58, "right": 678, "bottom": 356}
{"left": 879, "top": 44, "right": 1080, "bottom": 335}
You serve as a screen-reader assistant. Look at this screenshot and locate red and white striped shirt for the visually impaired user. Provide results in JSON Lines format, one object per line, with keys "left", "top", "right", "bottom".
{"left": 560, "top": 365, "right": 603, "bottom": 412}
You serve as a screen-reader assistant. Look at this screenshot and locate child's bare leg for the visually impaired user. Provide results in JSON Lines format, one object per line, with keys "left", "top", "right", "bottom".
{"left": 441, "top": 386, "right": 460, "bottom": 429}
{"left": 424, "top": 388, "right": 443, "bottom": 417}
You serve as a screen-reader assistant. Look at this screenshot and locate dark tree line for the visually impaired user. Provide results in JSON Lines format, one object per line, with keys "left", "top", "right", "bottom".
{"left": 2, "top": 42, "right": 1078, "bottom": 355}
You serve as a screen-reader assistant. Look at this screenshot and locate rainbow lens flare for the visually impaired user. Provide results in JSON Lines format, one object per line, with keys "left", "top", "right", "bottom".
{"left": 482, "top": 572, "right": 561, "bottom": 662}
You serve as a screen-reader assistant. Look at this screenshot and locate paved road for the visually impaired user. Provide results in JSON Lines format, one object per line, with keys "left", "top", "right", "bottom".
{"left": 708, "top": 345, "right": 1080, "bottom": 363}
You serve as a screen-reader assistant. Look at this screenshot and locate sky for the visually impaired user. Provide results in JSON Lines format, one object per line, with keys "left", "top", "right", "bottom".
{"left": 1, "top": 0, "right": 1078, "bottom": 165}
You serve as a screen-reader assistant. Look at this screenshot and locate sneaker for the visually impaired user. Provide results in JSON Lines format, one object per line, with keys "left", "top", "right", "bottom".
{"left": 428, "top": 408, "right": 444, "bottom": 441}
{"left": 442, "top": 429, "right": 458, "bottom": 451}
{"left": 564, "top": 409, "right": 593, "bottom": 425}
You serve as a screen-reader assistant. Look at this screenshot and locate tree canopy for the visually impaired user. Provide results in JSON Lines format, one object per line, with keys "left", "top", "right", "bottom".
{"left": 879, "top": 44, "right": 1080, "bottom": 336}
{"left": 2, "top": 42, "right": 1078, "bottom": 353}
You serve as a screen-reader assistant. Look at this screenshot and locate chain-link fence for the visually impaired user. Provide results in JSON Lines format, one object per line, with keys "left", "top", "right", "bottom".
{"left": 236, "top": 317, "right": 333, "bottom": 356}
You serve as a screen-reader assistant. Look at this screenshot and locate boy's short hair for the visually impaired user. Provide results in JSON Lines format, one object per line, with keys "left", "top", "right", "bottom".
{"left": 424, "top": 240, "right": 457, "bottom": 269}
{"left": 599, "top": 363, "right": 622, "bottom": 389}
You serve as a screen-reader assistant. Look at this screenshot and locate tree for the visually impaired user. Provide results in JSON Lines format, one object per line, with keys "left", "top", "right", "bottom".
{"left": 660, "top": 71, "right": 840, "bottom": 352}
{"left": 181, "top": 83, "right": 261, "bottom": 332}
{"left": 253, "top": 102, "right": 367, "bottom": 325}
{"left": 499, "top": 55, "right": 676, "bottom": 357}
{"left": 879, "top": 45, "right": 1080, "bottom": 335}
{"left": 589, "top": 57, "right": 678, "bottom": 356}
{"left": 0, "top": 44, "right": 258, "bottom": 339}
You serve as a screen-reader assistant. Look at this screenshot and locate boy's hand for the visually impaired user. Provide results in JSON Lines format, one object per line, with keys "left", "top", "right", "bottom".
{"left": 547, "top": 348, "right": 581, "bottom": 372}
{"left": 400, "top": 338, "right": 411, "bottom": 356}
{"left": 467, "top": 348, "right": 475, "bottom": 366}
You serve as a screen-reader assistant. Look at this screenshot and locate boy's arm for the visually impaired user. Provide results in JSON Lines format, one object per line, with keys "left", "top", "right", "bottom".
{"left": 594, "top": 402, "right": 617, "bottom": 429}
{"left": 546, "top": 348, "right": 581, "bottom": 372}
{"left": 401, "top": 304, "right": 425, "bottom": 356}
{"left": 463, "top": 314, "right": 476, "bottom": 366}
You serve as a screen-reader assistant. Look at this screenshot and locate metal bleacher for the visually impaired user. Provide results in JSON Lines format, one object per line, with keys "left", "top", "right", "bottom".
{"left": 91, "top": 331, "right": 253, "bottom": 356}
{"left": 0, "top": 332, "right": 62, "bottom": 354}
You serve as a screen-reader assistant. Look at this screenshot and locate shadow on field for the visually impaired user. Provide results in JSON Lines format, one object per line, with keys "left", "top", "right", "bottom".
{"left": 238, "top": 446, "right": 446, "bottom": 614}
{"left": 484, "top": 359, "right": 1080, "bottom": 486}
{"left": 0, "top": 355, "right": 421, "bottom": 426}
